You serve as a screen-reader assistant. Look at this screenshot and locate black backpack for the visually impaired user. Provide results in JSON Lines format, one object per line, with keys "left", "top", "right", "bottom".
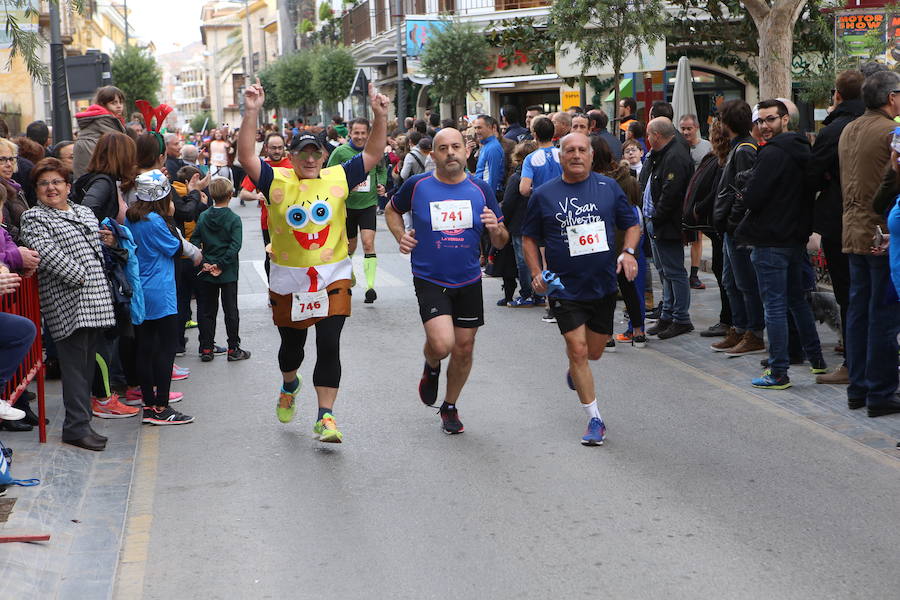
{"left": 682, "top": 153, "right": 723, "bottom": 232}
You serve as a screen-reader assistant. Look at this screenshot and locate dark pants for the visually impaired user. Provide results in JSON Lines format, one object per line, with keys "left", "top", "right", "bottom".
{"left": 705, "top": 231, "right": 732, "bottom": 326}
{"left": 619, "top": 234, "right": 647, "bottom": 331}
{"left": 176, "top": 258, "right": 197, "bottom": 351}
{"left": 56, "top": 327, "right": 102, "bottom": 440}
{"left": 722, "top": 233, "right": 765, "bottom": 333}
{"left": 0, "top": 313, "right": 36, "bottom": 392}
{"left": 821, "top": 235, "right": 850, "bottom": 344}
{"left": 846, "top": 254, "right": 900, "bottom": 407}
{"left": 277, "top": 316, "right": 345, "bottom": 388}
{"left": 262, "top": 228, "right": 271, "bottom": 279}
{"left": 135, "top": 315, "right": 179, "bottom": 407}
{"left": 751, "top": 245, "right": 823, "bottom": 377}
{"left": 511, "top": 235, "right": 535, "bottom": 299}
{"left": 197, "top": 280, "right": 240, "bottom": 351}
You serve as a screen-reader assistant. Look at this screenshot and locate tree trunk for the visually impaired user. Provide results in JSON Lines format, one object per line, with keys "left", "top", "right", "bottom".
{"left": 612, "top": 67, "right": 621, "bottom": 134}
{"left": 756, "top": 15, "right": 794, "bottom": 99}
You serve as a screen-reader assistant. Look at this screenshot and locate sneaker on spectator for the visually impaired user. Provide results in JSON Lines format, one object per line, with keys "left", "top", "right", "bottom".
{"left": 645, "top": 303, "right": 663, "bottom": 322}
{"left": 92, "top": 394, "right": 140, "bottom": 419}
{"left": 700, "top": 322, "right": 730, "bottom": 337}
{"left": 632, "top": 334, "right": 647, "bottom": 348}
{"left": 173, "top": 364, "right": 189, "bottom": 375}
{"left": 200, "top": 349, "right": 214, "bottom": 362}
{"left": 171, "top": 369, "right": 189, "bottom": 382}
{"left": 541, "top": 308, "right": 556, "bottom": 323}
{"left": 122, "top": 389, "right": 183, "bottom": 406}
{"left": 711, "top": 328, "right": 742, "bottom": 352}
{"left": 508, "top": 296, "right": 534, "bottom": 308}
{"left": 605, "top": 338, "right": 616, "bottom": 352}
{"left": 0, "top": 399, "right": 25, "bottom": 421}
{"left": 646, "top": 319, "right": 672, "bottom": 336}
{"left": 689, "top": 275, "right": 706, "bottom": 289}
{"left": 212, "top": 345, "right": 227, "bottom": 355}
{"left": 724, "top": 331, "right": 766, "bottom": 356}
{"left": 185, "top": 320, "right": 198, "bottom": 329}
{"left": 615, "top": 331, "right": 633, "bottom": 343}
{"left": 227, "top": 347, "right": 251, "bottom": 361}
{"left": 142, "top": 406, "right": 194, "bottom": 425}
{"left": 533, "top": 296, "right": 547, "bottom": 307}
{"left": 751, "top": 372, "right": 792, "bottom": 390}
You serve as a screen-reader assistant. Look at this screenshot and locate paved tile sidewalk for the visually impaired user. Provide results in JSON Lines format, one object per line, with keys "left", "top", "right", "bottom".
{"left": 0, "top": 381, "right": 140, "bottom": 599}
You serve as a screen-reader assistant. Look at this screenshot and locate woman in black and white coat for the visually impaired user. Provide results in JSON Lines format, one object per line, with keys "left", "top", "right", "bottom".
{"left": 20, "top": 158, "right": 116, "bottom": 452}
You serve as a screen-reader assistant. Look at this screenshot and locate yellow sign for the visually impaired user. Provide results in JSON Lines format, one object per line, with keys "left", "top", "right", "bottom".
{"left": 561, "top": 91, "right": 581, "bottom": 111}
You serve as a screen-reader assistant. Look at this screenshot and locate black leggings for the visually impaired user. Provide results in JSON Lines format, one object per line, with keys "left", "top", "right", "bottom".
{"left": 277, "top": 316, "right": 345, "bottom": 388}
{"left": 617, "top": 272, "right": 644, "bottom": 330}
{"left": 134, "top": 314, "right": 179, "bottom": 407}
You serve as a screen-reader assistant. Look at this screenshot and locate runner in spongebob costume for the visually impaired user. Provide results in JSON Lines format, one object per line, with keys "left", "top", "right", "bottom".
{"left": 238, "top": 79, "right": 390, "bottom": 443}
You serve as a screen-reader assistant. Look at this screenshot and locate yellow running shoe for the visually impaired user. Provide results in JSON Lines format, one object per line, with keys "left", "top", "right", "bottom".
{"left": 277, "top": 377, "right": 301, "bottom": 423}
{"left": 313, "top": 413, "right": 343, "bottom": 443}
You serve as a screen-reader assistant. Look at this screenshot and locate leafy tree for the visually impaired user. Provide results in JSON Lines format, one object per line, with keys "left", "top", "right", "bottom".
{"left": 2, "top": 0, "right": 84, "bottom": 82}
{"left": 419, "top": 20, "right": 491, "bottom": 111}
{"left": 312, "top": 46, "right": 356, "bottom": 106}
{"left": 274, "top": 52, "right": 317, "bottom": 112}
{"left": 548, "top": 0, "right": 666, "bottom": 123}
{"left": 668, "top": 0, "right": 833, "bottom": 99}
{"left": 111, "top": 45, "right": 162, "bottom": 112}
{"left": 190, "top": 111, "right": 216, "bottom": 133}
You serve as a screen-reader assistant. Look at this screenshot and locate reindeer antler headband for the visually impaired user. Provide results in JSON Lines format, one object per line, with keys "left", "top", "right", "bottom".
{"left": 135, "top": 100, "right": 175, "bottom": 155}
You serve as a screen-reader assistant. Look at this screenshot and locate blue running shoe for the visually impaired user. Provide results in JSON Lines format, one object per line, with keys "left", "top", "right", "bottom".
{"left": 566, "top": 369, "right": 575, "bottom": 391}
{"left": 581, "top": 417, "right": 606, "bottom": 446}
{"left": 533, "top": 296, "right": 547, "bottom": 307}
{"left": 751, "top": 372, "right": 792, "bottom": 390}
{"left": 508, "top": 296, "right": 535, "bottom": 308}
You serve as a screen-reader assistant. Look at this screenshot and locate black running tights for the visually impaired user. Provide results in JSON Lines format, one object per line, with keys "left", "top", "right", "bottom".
{"left": 277, "top": 316, "right": 345, "bottom": 388}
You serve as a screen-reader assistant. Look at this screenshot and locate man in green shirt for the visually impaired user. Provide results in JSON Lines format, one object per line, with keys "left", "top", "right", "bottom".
{"left": 326, "top": 117, "right": 387, "bottom": 303}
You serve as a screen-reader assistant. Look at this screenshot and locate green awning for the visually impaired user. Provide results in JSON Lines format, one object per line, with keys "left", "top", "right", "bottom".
{"left": 605, "top": 78, "right": 633, "bottom": 101}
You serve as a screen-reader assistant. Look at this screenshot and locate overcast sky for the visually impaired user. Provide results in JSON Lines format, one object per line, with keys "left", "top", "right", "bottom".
{"left": 128, "top": 0, "right": 207, "bottom": 55}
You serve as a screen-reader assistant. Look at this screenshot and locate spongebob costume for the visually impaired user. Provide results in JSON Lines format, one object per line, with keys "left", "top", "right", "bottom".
{"left": 266, "top": 163, "right": 354, "bottom": 329}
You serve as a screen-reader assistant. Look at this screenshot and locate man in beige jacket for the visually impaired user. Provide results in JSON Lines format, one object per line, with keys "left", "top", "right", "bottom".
{"left": 837, "top": 69, "right": 900, "bottom": 418}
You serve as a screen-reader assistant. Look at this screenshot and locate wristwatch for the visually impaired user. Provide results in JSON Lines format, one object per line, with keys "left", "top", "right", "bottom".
{"left": 622, "top": 247, "right": 635, "bottom": 256}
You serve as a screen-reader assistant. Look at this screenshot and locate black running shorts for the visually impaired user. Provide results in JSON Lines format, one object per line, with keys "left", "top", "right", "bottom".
{"left": 550, "top": 293, "right": 616, "bottom": 335}
{"left": 413, "top": 277, "right": 484, "bottom": 328}
{"left": 346, "top": 205, "right": 377, "bottom": 239}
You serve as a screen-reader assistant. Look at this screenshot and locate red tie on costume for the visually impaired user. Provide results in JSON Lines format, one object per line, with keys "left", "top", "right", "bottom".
{"left": 307, "top": 267, "right": 319, "bottom": 292}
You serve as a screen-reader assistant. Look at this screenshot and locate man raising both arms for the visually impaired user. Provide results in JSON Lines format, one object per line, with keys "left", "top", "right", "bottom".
{"left": 326, "top": 118, "right": 387, "bottom": 303}
{"left": 385, "top": 128, "right": 509, "bottom": 434}
{"left": 523, "top": 132, "right": 640, "bottom": 445}
{"left": 238, "top": 79, "right": 389, "bottom": 443}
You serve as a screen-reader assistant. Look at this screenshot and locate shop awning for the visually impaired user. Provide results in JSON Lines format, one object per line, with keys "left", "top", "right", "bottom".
{"left": 605, "top": 78, "right": 633, "bottom": 101}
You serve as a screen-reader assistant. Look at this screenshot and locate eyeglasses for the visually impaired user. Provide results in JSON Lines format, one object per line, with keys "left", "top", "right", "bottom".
{"left": 37, "top": 178, "right": 66, "bottom": 188}
{"left": 291, "top": 149, "right": 323, "bottom": 161}
{"left": 0, "top": 156, "right": 15, "bottom": 164}
{"left": 756, "top": 115, "right": 783, "bottom": 126}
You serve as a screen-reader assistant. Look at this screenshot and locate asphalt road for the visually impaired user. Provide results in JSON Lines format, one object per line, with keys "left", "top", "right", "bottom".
{"left": 118, "top": 203, "right": 900, "bottom": 600}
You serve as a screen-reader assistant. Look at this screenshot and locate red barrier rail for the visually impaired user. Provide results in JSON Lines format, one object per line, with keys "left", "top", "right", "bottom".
{"left": 1, "top": 275, "right": 46, "bottom": 443}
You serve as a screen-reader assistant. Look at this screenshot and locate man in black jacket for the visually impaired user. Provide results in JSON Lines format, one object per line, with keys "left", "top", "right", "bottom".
{"left": 710, "top": 99, "right": 765, "bottom": 356}
{"left": 739, "top": 99, "right": 827, "bottom": 390}
{"left": 807, "top": 69, "right": 865, "bottom": 385}
{"left": 641, "top": 117, "right": 694, "bottom": 338}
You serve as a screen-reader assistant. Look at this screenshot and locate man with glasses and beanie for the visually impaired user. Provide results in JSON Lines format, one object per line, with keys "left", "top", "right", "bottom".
{"left": 237, "top": 78, "right": 390, "bottom": 443}
{"left": 838, "top": 69, "right": 900, "bottom": 417}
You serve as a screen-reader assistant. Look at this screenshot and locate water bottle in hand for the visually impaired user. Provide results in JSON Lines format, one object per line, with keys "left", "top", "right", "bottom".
{"left": 542, "top": 270, "right": 565, "bottom": 295}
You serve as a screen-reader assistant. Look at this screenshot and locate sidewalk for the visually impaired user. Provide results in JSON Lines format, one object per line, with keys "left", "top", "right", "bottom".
{"left": 0, "top": 380, "right": 140, "bottom": 599}
{"left": 642, "top": 260, "right": 900, "bottom": 457}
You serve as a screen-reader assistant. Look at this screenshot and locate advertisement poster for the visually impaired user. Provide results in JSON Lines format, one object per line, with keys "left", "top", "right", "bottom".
{"left": 406, "top": 20, "right": 448, "bottom": 59}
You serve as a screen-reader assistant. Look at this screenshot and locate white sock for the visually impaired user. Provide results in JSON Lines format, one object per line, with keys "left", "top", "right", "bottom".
{"left": 582, "top": 399, "right": 602, "bottom": 420}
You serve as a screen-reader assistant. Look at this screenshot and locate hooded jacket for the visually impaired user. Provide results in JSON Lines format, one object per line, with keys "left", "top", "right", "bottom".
{"left": 736, "top": 131, "right": 813, "bottom": 247}
{"left": 808, "top": 98, "right": 865, "bottom": 241}
{"left": 73, "top": 105, "right": 126, "bottom": 179}
{"left": 190, "top": 206, "right": 242, "bottom": 284}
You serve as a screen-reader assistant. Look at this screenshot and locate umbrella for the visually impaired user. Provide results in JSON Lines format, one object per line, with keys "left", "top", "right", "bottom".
{"left": 671, "top": 56, "right": 697, "bottom": 124}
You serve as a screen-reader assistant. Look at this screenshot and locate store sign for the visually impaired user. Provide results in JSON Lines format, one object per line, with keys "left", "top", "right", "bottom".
{"left": 406, "top": 19, "right": 448, "bottom": 58}
{"left": 561, "top": 91, "right": 581, "bottom": 111}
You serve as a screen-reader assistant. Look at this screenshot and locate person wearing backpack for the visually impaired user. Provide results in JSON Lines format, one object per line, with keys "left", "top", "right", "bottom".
{"left": 711, "top": 100, "right": 764, "bottom": 356}
{"left": 71, "top": 132, "right": 136, "bottom": 224}
{"left": 400, "top": 135, "right": 432, "bottom": 182}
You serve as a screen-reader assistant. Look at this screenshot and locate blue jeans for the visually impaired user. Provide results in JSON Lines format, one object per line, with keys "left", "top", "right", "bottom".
{"left": 722, "top": 233, "right": 765, "bottom": 333}
{"left": 750, "top": 246, "right": 823, "bottom": 377}
{"left": 647, "top": 222, "right": 691, "bottom": 324}
{"left": 511, "top": 235, "right": 541, "bottom": 301}
{"left": 0, "top": 312, "right": 36, "bottom": 391}
{"left": 845, "top": 254, "right": 900, "bottom": 406}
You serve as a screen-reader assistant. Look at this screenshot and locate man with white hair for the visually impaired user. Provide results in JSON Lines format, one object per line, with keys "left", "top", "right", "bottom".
{"left": 164, "top": 133, "right": 185, "bottom": 182}
{"left": 642, "top": 117, "right": 695, "bottom": 339}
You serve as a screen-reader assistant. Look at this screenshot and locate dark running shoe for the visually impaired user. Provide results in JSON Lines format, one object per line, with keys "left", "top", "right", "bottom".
{"left": 439, "top": 404, "right": 464, "bottom": 434}
{"left": 364, "top": 288, "right": 377, "bottom": 304}
{"left": 419, "top": 362, "right": 441, "bottom": 406}
{"left": 689, "top": 275, "right": 706, "bottom": 289}
{"left": 200, "top": 349, "right": 214, "bottom": 362}
{"left": 213, "top": 345, "right": 227, "bottom": 355}
{"left": 227, "top": 347, "right": 251, "bottom": 361}
{"left": 142, "top": 406, "right": 194, "bottom": 425}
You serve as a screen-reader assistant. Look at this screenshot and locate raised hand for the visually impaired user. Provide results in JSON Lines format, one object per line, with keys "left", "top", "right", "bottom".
{"left": 244, "top": 77, "right": 265, "bottom": 112}
{"left": 368, "top": 83, "right": 389, "bottom": 118}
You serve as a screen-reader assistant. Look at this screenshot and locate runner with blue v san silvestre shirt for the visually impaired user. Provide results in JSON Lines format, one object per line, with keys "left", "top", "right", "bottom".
{"left": 523, "top": 133, "right": 640, "bottom": 446}
{"left": 386, "top": 127, "right": 509, "bottom": 435}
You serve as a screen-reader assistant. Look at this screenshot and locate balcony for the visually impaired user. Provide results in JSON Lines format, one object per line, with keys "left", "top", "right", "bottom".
{"left": 342, "top": 1, "right": 371, "bottom": 46}
{"left": 495, "top": 0, "right": 548, "bottom": 9}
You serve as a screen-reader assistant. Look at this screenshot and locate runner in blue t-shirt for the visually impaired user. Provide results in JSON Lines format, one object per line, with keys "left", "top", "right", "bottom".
{"left": 386, "top": 127, "right": 509, "bottom": 435}
{"left": 522, "top": 133, "right": 640, "bottom": 446}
